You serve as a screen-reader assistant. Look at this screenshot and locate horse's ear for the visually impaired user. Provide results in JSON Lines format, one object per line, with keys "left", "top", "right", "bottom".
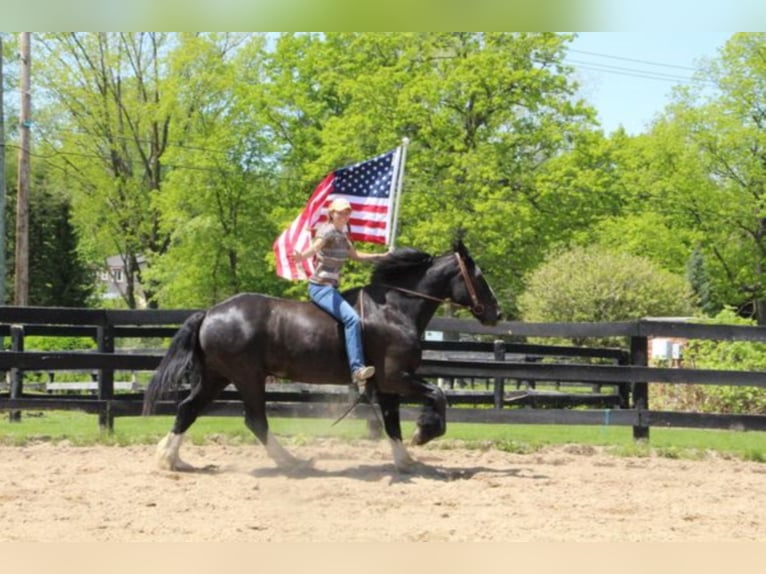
{"left": 451, "top": 229, "right": 468, "bottom": 255}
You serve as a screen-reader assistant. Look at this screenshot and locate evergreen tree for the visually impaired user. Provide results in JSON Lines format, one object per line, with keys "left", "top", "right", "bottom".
{"left": 687, "top": 248, "right": 719, "bottom": 317}
{"left": 28, "top": 190, "right": 94, "bottom": 307}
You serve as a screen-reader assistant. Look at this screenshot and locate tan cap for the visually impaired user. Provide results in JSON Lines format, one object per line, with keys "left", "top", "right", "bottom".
{"left": 328, "top": 198, "right": 352, "bottom": 212}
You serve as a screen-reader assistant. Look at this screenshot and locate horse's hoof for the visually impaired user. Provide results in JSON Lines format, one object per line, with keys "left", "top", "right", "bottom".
{"left": 389, "top": 438, "right": 417, "bottom": 473}
{"left": 155, "top": 432, "right": 197, "bottom": 472}
{"left": 157, "top": 460, "right": 189, "bottom": 472}
{"left": 169, "top": 458, "right": 196, "bottom": 472}
{"left": 393, "top": 452, "right": 418, "bottom": 473}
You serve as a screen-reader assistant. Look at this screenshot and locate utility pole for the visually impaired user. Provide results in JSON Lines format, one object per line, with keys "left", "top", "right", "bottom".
{"left": 14, "top": 32, "right": 30, "bottom": 306}
{"left": 0, "top": 35, "right": 6, "bottom": 306}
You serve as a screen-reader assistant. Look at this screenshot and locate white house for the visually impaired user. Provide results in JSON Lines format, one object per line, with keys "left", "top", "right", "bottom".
{"left": 97, "top": 255, "right": 147, "bottom": 306}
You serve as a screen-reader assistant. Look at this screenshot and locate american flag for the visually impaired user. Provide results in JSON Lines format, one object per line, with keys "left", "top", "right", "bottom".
{"left": 273, "top": 147, "right": 403, "bottom": 281}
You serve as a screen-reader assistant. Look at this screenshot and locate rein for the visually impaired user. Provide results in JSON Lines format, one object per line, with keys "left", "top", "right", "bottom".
{"left": 377, "top": 252, "right": 484, "bottom": 315}
{"left": 334, "top": 251, "right": 482, "bottom": 428}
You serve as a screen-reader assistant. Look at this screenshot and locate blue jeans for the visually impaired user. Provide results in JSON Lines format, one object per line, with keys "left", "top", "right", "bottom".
{"left": 308, "top": 282, "right": 366, "bottom": 374}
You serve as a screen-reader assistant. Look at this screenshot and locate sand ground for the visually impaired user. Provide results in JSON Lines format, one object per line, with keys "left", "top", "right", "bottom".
{"left": 1, "top": 439, "right": 765, "bottom": 542}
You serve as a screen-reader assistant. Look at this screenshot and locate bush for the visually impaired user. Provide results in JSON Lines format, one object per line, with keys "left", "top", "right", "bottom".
{"left": 652, "top": 308, "right": 766, "bottom": 415}
{"left": 12, "top": 335, "right": 97, "bottom": 352}
{"left": 518, "top": 245, "right": 697, "bottom": 346}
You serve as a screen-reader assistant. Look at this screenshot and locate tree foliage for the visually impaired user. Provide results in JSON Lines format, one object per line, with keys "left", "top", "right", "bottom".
{"left": 142, "top": 33, "right": 284, "bottom": 307}
{"left": 518, "top": 245, "right": 697, "bottom": 345}
{"left": 7, "top": 31, "right": 765, "bottom": 324}
{"left": 2, "top": 92, "right": 93, "bottom": 307}
{"left": 652, "top": 308, "right": 766, "bottom": 414}
{"left": 27, "top": 187, "right": 95, "bottom": 307}
{"left": 262, "top": 33, "right": 609, "bottom": 311}
{"left": 31, "top": 33, "right": 180, "bottom": 307}
{"left": 4, "top": 181, "right": 94, "bottom": 307}
{"left": 647, "top": 33, "right": 766, "bottom": 323}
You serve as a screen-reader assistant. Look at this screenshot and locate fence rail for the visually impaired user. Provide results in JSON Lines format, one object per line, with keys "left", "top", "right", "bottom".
{"left": 2, "top": 306, "right": 765, "bottom": 438}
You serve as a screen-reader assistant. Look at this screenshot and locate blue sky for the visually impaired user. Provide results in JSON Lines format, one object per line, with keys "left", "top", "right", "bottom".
{"left": 565, "top": 32, "right": 733, "bottom": 135}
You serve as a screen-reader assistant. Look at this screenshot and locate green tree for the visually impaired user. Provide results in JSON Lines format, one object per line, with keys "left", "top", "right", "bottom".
{"left": 652, "top": 33, "right": 766, "bottom": 323}
{"left": 27, "top": 188, "right": 94, "bottom": 307}
{"left": 264, "top": 33, "right": 607, "bottom": 313}
{"left": 518, "top": 245, "right": 697, "bottom": 345}
{"left": 25, "top": 32, "right": 619, "bottom": 312}
{"left": 686, "top": 247, "right": 719, "bottom": 316}
{"left": 572, "top": 127, "right": 706, "bottom": 276}
{"left": 33, "top": 33, "right": 187, "bottom": 308}
{"left": 143, "top": 33, "right": 283, "bottom": 307}
{"left": 3, "top": 168, "right": 95, "bottom": 307}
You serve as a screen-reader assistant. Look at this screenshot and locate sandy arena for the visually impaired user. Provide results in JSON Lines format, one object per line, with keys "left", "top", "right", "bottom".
{"left": 1, "top": 439, "right": 764, "bottom": 542}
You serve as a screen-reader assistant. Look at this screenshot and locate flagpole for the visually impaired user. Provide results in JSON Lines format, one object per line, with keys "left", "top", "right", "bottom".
{"left": 389, "top": 137, "right": 409, "bottom": 249}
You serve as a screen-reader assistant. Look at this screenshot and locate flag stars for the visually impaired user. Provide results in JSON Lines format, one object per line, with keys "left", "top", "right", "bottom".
{"left": 335, "top": 151, "right": 396, "bottom": 198}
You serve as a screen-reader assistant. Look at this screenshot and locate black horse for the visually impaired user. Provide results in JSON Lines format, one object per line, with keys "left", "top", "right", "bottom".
{"left": 143, "top": 238, "right": 501, "bottom": 472}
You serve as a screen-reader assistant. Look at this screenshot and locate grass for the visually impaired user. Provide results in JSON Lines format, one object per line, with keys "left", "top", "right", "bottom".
{"left": 1, "top": 409, "right": 764, "bottom": 463}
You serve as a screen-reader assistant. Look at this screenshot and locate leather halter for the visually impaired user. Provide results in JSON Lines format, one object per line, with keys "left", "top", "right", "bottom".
{"left": 453, "top": 251, "right": 485, "bottom": 316}
{"left": 380, "top": 251, "right": 485, "bottom": 316}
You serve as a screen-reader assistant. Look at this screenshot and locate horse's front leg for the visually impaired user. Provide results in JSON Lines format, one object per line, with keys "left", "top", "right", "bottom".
{"left": 376, "top": 392, "right": 417, "bottom": 473}
{"left": 411, "top": 378, "right": 447, "bottom": 446}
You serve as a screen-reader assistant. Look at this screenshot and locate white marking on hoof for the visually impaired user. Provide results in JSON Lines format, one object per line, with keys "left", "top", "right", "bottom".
{"left": 389, "top": 438, "right": 417, "bottom": 473}
{"left": 155, "top": 432, "right": 194, "bottom": 471}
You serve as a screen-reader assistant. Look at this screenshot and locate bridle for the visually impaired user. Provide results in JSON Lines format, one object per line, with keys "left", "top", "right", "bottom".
{"left": 378, "top": 251, "right": 486, "bottom": 316}
{"left": 453, "top": 251, "right": 485, "bottom": 316}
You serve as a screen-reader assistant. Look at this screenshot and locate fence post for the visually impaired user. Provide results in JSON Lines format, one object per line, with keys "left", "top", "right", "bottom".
{"left": 630, "top": 335, "right": 649, "bottom": 440}
{"left": 617, "top": 351, "right": 631, "bottom": 409}
{"left": 493, "top": 339, "right": 505, "bottom": 409}
{"left": 97, "top": 323, "right": 115, "bottom": 431}
{"left": 8, "top": 324, "right": 24, "bottom": 422}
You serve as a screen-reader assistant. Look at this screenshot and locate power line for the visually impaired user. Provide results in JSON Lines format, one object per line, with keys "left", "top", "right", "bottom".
{"left": 568, "top": 48, "right": 701, "bottom": 72}
{"left": 4, "top": 141, "right": 307, "bottom": 183}
{"left": 566, "top": 48, "right": 716, "bottom": 86}
{"left": 568, "top": 58, "right": 715, "bottom": 86}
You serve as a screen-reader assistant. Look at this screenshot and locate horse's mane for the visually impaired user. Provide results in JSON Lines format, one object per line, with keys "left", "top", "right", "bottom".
{"left": 370, "top": 247, "right": 434, "bottom": 285}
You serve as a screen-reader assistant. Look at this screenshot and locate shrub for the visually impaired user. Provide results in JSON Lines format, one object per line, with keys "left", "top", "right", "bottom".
{"left": 653, "top": 308, "right": 766, "bottom": 414}
{"left": 518, "top": 245, "right": 697, "bottom": 346}
{"left": 16, "top": 336, "right": 97, "bottom": 352}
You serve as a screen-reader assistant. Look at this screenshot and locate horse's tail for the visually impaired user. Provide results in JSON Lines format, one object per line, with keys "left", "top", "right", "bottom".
{"left": 142, "top": 311, "right": 207, "bottom": 416}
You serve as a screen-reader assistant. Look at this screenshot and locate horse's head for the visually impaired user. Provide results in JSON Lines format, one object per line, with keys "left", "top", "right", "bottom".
{"left": 448, "top": 238, "right": 502, "bottom": 325}
{"left": 371, "top": 239, "right": 502, "bottom": 326}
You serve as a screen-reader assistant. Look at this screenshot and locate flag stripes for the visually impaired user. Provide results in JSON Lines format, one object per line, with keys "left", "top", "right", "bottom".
{"left": 273, "top": 147, "right": 403, "bottom": 281}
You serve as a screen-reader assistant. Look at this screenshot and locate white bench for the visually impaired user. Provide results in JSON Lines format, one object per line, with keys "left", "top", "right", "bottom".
{"left": 46, "top": 381, "right": 137, "bottom": 393}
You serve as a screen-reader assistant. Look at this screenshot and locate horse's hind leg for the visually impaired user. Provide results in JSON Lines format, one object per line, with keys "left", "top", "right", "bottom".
{"left": 238, "top": 378, "right": 310, "bottom": 471}
{"left": 244, "top": 405, "right": 307, "bottom": 470}
{"left": 156, "top": 373, "right": 226, "bottom": 471}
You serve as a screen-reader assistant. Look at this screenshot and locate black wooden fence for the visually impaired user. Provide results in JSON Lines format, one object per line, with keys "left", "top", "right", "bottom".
{"left": 1, "top": 306, "right": 765, "bottom": 439}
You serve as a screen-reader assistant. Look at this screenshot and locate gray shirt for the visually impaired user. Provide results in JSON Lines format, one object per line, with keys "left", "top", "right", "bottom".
{"left": 309, "top": 223, "right": 352, "bottom": 286}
